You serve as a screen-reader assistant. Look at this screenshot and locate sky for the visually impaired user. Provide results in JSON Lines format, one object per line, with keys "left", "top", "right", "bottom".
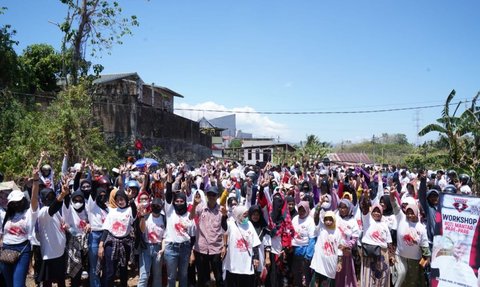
{"left": 3, "top": 0, "right": 480, "bottom": 144}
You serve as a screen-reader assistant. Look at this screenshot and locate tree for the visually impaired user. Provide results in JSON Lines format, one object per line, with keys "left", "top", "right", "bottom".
{"left": 0, "top": 84, "right": 120, "bottom": 179}
{"left": 58, "top": 0, "right": 139, "bottom": 84}
{"left": 296, "top": 134, "right": 330, "bottom": 164}
{"left": 19, "top": 44, "right": 62, "bottom": 93}
{"left": 0, "top": 8, "right": 21, "bottom": 90}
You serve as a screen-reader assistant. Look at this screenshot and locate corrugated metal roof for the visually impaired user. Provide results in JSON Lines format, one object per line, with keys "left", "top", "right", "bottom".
{"left": 92, "top": 73, "right": 139, "bottom": 84}
{"left": 327, "top": 153, "right": 373, "bottom": 164}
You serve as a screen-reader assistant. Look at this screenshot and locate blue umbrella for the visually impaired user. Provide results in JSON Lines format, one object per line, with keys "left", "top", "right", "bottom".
{"left": 134, "top": 158, "right": 159, "bottom": 168}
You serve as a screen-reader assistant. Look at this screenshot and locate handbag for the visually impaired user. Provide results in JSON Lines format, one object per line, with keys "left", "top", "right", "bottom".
{"left": 0, "top": 243, "right": 28, "bottom": 264}
{"left": 0, "top": 249, "right": 21, "bottom": 264}
{"left": 361, "top": 243, "right": 381, "bottom": 258}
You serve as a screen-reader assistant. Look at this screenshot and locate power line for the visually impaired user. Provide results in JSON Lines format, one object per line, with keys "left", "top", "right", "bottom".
{"left": 174, "top": 101, "right": 472, "bottom": 115}
{"left": 8, "top": 90, "right": 474, "bottom": 115}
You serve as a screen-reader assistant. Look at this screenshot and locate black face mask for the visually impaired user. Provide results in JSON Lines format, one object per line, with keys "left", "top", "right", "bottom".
{"left": 151, "top": 205, "right": 162, "bottom": 214}
{"left": 96, "top": 194, "right": 107, "bottom": 209}
{"left": 173, "top": 203, "right": 187, "bottom": 215}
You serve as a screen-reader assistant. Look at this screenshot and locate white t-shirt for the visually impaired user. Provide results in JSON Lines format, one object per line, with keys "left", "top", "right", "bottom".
{"left": 0, "top": 208, "right": 5, "bottom": 236}
{"left": 310, "top": 223, "right": 343, "bottom": 279}
{"left": 223, "top": 220, "right": 261, "bottom": 275}
{"left": 361, "top": 213, "right": 392, "bottom": 249}
{"left": 335, "top": 214, "right": 360, "bottom": 247}
{"left": 38, "top": 206, "right": 67, "bottom": 259}
{"left": 2, "top": 207, "right": 38, "bottom": 245}
{"left": 383, "top": 214, "right": 397, "bottom": 231}
{"left": 256, "top": 233, "right": 271, "bottom": 272}
{"left": 163, "top": 203, "right": 193, "bottom": 244}
{"left": 102, "top": 207, "right": 133, "bottom": 238}
{"left": 62, "top": 203, "right": 88, "bottom": 236}
{"left": 395, "top": 213, "right": 429, "bottom": 260}
{"left": 291, "top": 215, "right": 315, "bottom": 247}
{"left": 144, "top": 214, "right": 165, "bottom": 244}
{"left": 86, "top": 197, "right": 108, "bottom": 231}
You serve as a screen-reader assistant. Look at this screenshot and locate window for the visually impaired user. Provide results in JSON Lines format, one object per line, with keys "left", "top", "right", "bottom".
{"left": 247, "top": 149, "right": 252, "bottom": 160}
{"left": 255, "top": 149, "right": 260, "bottom": 160}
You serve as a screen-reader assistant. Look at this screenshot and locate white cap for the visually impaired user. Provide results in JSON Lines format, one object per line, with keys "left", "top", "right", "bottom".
{"left": 7, "top": 189, "right": 25, "bottom": 203}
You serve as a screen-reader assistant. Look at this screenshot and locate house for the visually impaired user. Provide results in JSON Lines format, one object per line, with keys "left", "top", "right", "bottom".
{"left": 92, "top": 73, "right": 212, "bottom": 162}
{"left": 241, "top": 142, "right": 296, "bottom": 165}
{"left": 198, "top": 117, "right": 225, "bottom": 158}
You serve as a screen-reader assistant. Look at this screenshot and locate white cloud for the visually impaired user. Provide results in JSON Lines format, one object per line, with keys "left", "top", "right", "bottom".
{"left": 175, "top": 101, "right": 291, "bottom": 140}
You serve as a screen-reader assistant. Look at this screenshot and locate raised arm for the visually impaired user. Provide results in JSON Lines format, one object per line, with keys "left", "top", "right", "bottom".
{"left": 31, "top": 167, "right": 40, "bottom": 211}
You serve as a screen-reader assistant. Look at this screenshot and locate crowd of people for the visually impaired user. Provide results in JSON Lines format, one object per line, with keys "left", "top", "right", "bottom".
{"left": 0, "top": 152, "right": 475, "bottom": 287}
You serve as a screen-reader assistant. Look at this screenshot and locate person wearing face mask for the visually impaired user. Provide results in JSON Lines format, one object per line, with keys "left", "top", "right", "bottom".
{"left": 85, "top": 187, "right": 108, "bottom": 287}
{"left": 37, "top": 180, "right": 70, "bottom": 287}
{"left": 61, "top": 189, "right": 90, "bottom": 287}
{"left": 389, "top": 190, "right": 429, "bottom": 287}
{"left": 0, "top": 169, "right": 39, "bottom": 287}
{"left": 226, "top": 196, "right": 238, "bottom": 222}
{"left": 137, "top": 197, "right": 165, "bottom": 287}
{"left": 97, "top": 189, "right": 134, "bottom": 287}
{"left": 164, "top": 165, "right": 194, "bottom": 287}
{"left": 359, "top": 191, "right": 393, "bottom": 287}
{"left": 291, "top": 201, "right": 316, "bottom": 287}
{"left": 222, "top": 205, "right": 261, "bottom": 287}
{"left": 310, "top": 211, "right": 343, "bottom": 287}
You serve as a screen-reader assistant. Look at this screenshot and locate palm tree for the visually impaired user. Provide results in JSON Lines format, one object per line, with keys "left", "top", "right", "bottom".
{"left": 418, "top": 90, "right": 465, "bottom": 166}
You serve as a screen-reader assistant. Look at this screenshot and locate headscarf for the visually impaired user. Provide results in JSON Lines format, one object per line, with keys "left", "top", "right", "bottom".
{"left": 40, "top": 188, "right": 55, "bottom": 207}
{"left": 136, "top": 191, "right": 151, "bottom": 213}
{"left": 286, "top": 195, "right": 297, "bottom": 218}
{"left": 108, "top": 187, "right": 118, "bottom": 208}
{"left": 79, "top": 179, "right": 92, "bottom": 199}
{"left": 268, "top": 191, "right": 295, "bottom": 248}
{"left": 297, "top": 201, "right": 310, "bottom": 219}
{"left": 338, "top": 198, "right": 354, "bottom": 219}
{"left": 406, "top": 203, "right": 419, "bottom": 222}
{"left": 95, "top": 187, "right": 108, "bottom": 210}
{"left": 233, "top": 205, "right": 248, "bottom": 225}
{"left": 380, "top": 195, "right": 393, "bottom": 216}
{"left": 71, "top": 188, "right": 86, "bottom": 213}
{"left": 271, "top": 192, "right": 286, "bottom": 224}
{"left": 248, "top": 205, "right": 267, "bottom": 235}
{"left": 114, "top": 190, "right": 129, "bottom": 209}
{"left": 371, "top": 203, "right": 383, "bottom": 221}
{"left": 173, "top": 192, "right": 188, "bottom": 215}
{"left": 324, "top": 210, "right": 336, "bottom": 230}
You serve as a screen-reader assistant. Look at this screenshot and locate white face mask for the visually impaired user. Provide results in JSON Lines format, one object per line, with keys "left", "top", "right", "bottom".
{"left": 73, "top": 202, "right": 84, "bottom": 210}
{"left": 141, "top": 202, "right": 149, "bottom": 208}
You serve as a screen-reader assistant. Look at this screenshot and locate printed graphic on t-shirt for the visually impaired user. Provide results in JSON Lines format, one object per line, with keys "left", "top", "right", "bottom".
{"left": 370, "top": 229, "right": 385, "bottom": 243}
{"left": 78, "top": 219, "right": 87, "bottom": 230}
{"left": 236, "top": 238, "right": 249, "bottom": 252}
{"left": 8, "top": 225, "right": 26, "bottom": 236}
{"left": 174, "top": 220, "right": 188, "bottom": 237}
{"left": 402, "top": 228, "right": 419, "bottom": 246}
{"left": 112, "top": 221, "right": 127, "bottom": 235}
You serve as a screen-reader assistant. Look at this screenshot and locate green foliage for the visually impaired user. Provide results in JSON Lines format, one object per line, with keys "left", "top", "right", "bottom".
{"left": 0, "top": 84, "right": 121, "bottom": 180}
{"left": 19, "top": 44, "right": 62, "bottom": 92}
{"left": 295, "top": 134, "right": 330, "bottom": 164}
{"left": 0, "top": 16, "right": 22, "bottom": 89}
{"left": 229, "top": 139, "right": 242, "bottom": 149}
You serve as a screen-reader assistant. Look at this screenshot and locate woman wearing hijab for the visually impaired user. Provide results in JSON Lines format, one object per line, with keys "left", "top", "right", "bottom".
{"left": 138, "top": 197, "right": 165, "bottom": 287}
{"left": 223, "top": 205, "right": 261, "bottom": 287}
{"left": 86, "top": 187, "right": 108, "bottom": 287}
{"left": 267, "top": 190, "right": 295, "bottom": 287}
{"left": 0, "top": 169, "right": 39, "bottom": 287}
{"left": 389, "top": 191, "right": 429, "bottom": 287}
{"left": 310, "top": 210, "right": 343, "bottom": 287}
{"left": 286, "top": 195, "right": 297, "bottom": 219}
{"left": 335, "top": 199, "right": 360, "bottom": 287}
{"left": 359, "top": 193, "right": 393, "bottom": 287}
{"left": 97, "top": 189, "right": 135, "bottom": 287}
{"left": 63, "top": 188, "right": 90, "bottom": 287}
{"left": 248, "top": 205, "right": 271, "bottom": 286}
{"left": 163, "top": 166, "right": 193, "bottom": 287}
{"left": 37, "top": 182, "right": 69, "bottom": 287}
{"left": 291, "top": 201, "right": 316, "bottom": 287}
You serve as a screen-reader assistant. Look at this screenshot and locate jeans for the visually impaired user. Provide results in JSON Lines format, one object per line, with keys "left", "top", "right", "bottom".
{"left": 164, "top": 241, "right": 191, "bottom": 287}
{"left": 0, "top": 241, "right": 31, "bottom": 287}
{"left": 88, "top": 231, "right": 102, "bottom": 287}
{"left": 138, "top": 243, "right": 163, "bottom": 287}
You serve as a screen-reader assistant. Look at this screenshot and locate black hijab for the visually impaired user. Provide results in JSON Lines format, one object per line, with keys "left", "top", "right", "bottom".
{"left": 173, "top": 192, "right": 187, "bottom": 215}
{"left": 286, "top": 195, "right": 297, "bottom": 218}
{"left": 381, "top": 195, "right": 393, "bottom": 216}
